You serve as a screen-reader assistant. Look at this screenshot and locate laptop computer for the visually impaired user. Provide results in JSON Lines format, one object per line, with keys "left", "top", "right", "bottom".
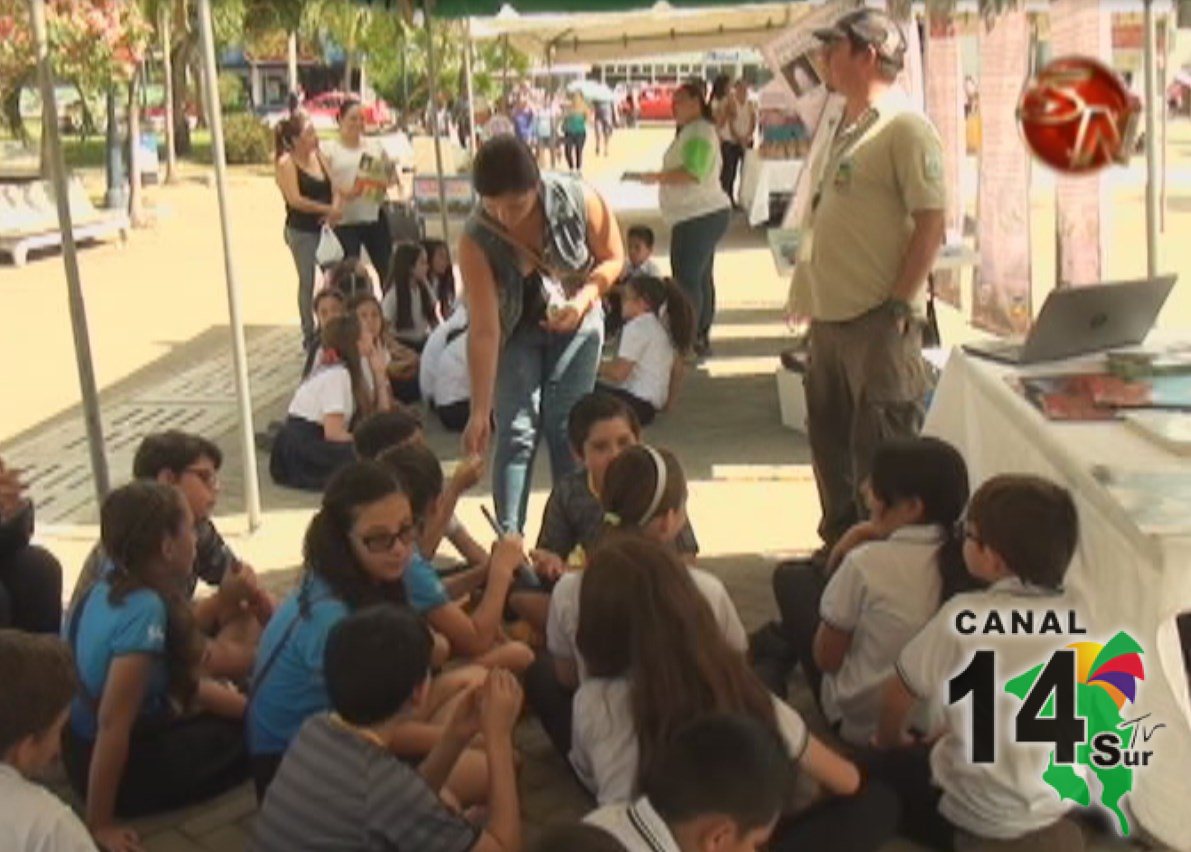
{"left": 962, "top": 276, "right": 1177, "bottom": 365}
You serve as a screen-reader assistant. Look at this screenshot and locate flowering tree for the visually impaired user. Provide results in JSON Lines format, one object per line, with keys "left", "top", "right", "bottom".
{"left": 0, "top": 0, "right": 150, "bottom": 140}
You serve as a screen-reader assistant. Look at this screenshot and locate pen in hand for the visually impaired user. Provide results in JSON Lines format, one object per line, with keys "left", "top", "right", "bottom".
{"left": 479, "top": 505, "right": 537, "bottom": 583}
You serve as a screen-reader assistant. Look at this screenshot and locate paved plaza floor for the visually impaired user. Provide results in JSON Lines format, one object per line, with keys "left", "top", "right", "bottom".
{"left": 1, "top": 125, "right": 1187, "bottom": 850}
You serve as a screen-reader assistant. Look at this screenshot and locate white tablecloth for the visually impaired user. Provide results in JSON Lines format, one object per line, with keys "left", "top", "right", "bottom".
{"left": 924, "top": 350, "right": 1191, "bottom": 852}
{"left": 739, "top": 152, "right": 801, "bottom": 227}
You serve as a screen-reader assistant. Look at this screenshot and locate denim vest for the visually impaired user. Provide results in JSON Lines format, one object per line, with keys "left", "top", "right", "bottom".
{"left": 464, "top": 173, "right": 592, "bottom": 344}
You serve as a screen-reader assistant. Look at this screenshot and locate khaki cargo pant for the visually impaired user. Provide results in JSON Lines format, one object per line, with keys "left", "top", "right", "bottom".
{"left": 805, "top": 301, "right": 927, "bottom": 547}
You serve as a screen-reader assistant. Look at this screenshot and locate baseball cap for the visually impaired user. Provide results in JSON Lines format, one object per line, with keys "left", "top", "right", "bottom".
{"left": 814, "top": 9, "right": 907, "bottom": 69}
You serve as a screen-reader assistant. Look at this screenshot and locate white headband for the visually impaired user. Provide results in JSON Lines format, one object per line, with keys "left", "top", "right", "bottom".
{"left": 639, "top": 445, "right": 668, "bottom": 527}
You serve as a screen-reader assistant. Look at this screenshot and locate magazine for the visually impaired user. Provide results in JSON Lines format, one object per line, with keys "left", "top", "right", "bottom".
{"left": 1013, "top": 372, "right": 1191, "bottom": 421}
{"left": 1122, "top": 411, "right": 1191, "bottom": 457}
{"left": 353, "top": 153, "right": 394, "bottom": 204}
{"left": 1091, "top": 465, "right": 1191, "bottom": 535}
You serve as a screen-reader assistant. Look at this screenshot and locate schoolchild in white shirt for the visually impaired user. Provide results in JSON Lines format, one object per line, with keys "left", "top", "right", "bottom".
{"left": 814, "top": 437, "right": 977, "bottom": 746}
{"left": 597, "top": 276, "right": 693, "bottom": 425}
{"left": 0, "top": 631, "right": 98, "bottom": 852}
{"left": 570, "top": 535, "right": 898, "bottom": 851}
{"left": 419, "top": 302, "right": 472, "bottom": 432}
{"left": 873, "top": 475, "right": 1088, "bottom": 852}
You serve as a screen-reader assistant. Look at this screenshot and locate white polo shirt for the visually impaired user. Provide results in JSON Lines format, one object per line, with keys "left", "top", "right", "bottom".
{"left": 610, "top": 313, "right": 674, "bottom": 410}
{"left": 571, "top": 677, "right": 808, "bottom": 804}
{"left": 419, "top": 304, "right": 471, "bottom": 407}
{"left": 897, "top": 577, "right": 1091, "bottom": 840}
{"left": 287, "top": 364, "right": 354, "bottom": 426}
{"left": 0, "top": 764, "right": 98, "bottom": 852}
{"left": 547, "top": 565, "right": 747, "bottom": 685}
{"left": 585, "top": 797, "right": 681, "bottom": 852}
{"left": 819, "top": 525, "right": 946, "bottom": 746}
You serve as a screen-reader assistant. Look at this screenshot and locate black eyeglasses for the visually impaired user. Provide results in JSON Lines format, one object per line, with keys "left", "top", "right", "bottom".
{"left": 356, "top": 524, "right": 419, "bottom": 554}
{"left": 183, "top": 467, "right": 220, "bottom": 489}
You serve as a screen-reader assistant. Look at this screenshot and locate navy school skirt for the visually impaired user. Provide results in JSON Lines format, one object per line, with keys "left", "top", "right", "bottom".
{"left": 269, "top": 415, "right": 356, "bottom": 492}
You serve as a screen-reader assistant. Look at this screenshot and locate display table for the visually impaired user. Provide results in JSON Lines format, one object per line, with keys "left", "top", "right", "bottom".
{"left": 739, "top": 151, "right": 801, "bottom": 227}
{"left": 924, "top": 349, "right": 1190, "bottom": 852}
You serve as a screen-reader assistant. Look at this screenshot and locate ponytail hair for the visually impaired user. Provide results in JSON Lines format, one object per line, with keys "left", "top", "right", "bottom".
{"left": 867, "top": 437, "right": 979, "bottom": 604}
{"left": 623, "top": 276, "right": 695, "bottom": 355}
{"left": 275, "top": 112, "right": 308, "bottom": 160}
{"left": 601, "top": 445, "right": 688, "bottom": 536}
{"left": 319, "top": 314, "right": 371, "bottom": 420}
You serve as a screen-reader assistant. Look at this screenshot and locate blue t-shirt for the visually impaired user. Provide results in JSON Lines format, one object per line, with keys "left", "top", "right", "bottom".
{"left": 402, "top": 554, "right": 450, "bottom": 614}
{"left": 247, "top": 573, "right": 350, "bottom": 755}
{"left": 67, "top": 578, "right": 170, "bottom": 740}
{"left": 513, "top": 109, "right": 535, "bottom": 143}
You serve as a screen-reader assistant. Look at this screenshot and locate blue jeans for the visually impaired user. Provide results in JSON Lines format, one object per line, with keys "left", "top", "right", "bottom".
{"left": 670, "top": 207, "right": 730, "bottom": 344}
{"left": 494, "top": 307, "right": 604, "bottom": 533}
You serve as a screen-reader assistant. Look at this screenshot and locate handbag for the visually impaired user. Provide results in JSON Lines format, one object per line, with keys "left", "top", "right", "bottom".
{"left": 315, "top": 224, "right": 344, "bottom": 268}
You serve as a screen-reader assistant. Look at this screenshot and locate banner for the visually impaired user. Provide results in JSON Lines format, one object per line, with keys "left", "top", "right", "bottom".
{"left": 973, "top": 8, "right": 1032, "bottom": 336}
{"left": 924, "top": 11, "right": 966, "bottom": 307}
{"left": 1050, "top": 0, "right": 1112, "bottom": 286}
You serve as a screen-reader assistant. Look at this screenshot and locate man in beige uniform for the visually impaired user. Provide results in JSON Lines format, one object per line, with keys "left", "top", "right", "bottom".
{"left": 789, "top": 9, "right": 947, "bottom": 553}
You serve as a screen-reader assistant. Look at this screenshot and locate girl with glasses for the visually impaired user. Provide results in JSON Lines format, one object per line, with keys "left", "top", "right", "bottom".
{"left": 247, "top": 462, "right": 490, "bottom": 804}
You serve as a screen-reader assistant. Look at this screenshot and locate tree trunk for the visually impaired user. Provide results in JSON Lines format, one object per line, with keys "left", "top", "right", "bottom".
{"left": 162, "top": 4, "right": 178, "bottom": 183}
{"left": 192, "top": 53, "right": 209, "bottom": 130}
{"left": 128, "top": 70, "right": 147, "bottom": 227}
{"left": 39, "top": 107, "right": 51, "bottom": 178}
{"left": 171, "top": 40, "right": 193, "bottom": 155}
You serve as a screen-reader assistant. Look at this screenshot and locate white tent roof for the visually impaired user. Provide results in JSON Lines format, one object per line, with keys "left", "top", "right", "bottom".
{"left": 469, "top": 2, "right": 811, "bottom": 64}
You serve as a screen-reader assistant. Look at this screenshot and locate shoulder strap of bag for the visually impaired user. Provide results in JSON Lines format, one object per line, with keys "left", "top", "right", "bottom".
{"left": 473, "top": 213, "right": 552, "bottom": 278}
{"left": 67, "top": 585, "right": 102, "bottom": 713}
{"left": 247, "top": 586, "right": 332, "bottom": 702}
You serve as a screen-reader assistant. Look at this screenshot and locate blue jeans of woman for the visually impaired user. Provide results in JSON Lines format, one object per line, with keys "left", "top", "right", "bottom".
{"left": 494, "top": 306, "right": 604, "bottom": 533}
{"left": 670, "top": 207, "right": 730, "bottom": 346}
{"left": 284, "top": 226, "right": 321, "bottom": 349}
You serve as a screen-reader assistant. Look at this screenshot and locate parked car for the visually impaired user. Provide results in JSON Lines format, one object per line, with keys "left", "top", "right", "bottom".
{"left": 303, "top": 91, "right": 393, "bottom": 131}
{"left": 635, "top": 85, "right": 676, "bottom": 122}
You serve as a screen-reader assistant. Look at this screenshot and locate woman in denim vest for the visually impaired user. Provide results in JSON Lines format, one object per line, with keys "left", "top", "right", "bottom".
{"left": 459, "top": 136, "right": 625, "bottom": 533}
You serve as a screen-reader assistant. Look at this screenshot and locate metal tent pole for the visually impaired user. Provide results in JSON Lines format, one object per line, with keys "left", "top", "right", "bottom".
{"left": 548, "top": 44, "right": 559, "bottom": 169}
{"left": 197, "top": 0, "right": 262, "bottom": 530}
{"left": 1144, "top": 0, "right": 1159, "bottom": 277}
{"left": 424, "top": 6, "right": 451, "bottom": 243}
{"left": 464, "top": 17, "right": 478, "bottom": 154}
{"left": 28, "top": 0, "right": 110, "bottom": 505}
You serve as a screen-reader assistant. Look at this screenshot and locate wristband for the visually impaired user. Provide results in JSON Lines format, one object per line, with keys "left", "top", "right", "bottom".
{"left": 885, "top": 298, "right": 912, "bottom": 319}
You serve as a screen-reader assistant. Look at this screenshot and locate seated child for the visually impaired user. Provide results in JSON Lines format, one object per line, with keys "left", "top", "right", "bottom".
{"left": 512, "top": 393, "right": 699, "bottom": 632}
{"left": 271, "top": 315, "right": 369, "bottom": 492}
{"left": 0, "top": 630, "right": 97, "bottom": 852}
{"left": 255, "top": 606, "right": 524, "bottom": 852}
{"left": 377, "top": 443, "right": 534, "bottom": 672}
{"left": 585, "top": 715, "right": 791, "bottom": 852}
{"left": 605, "top": 225, "right": 661, "bottom": 339}
{"left": 248, "top": 462, "right": 488, "bottom": 801}
{"left": 571, "top": 537, "right": 897, "bottom": 852}
{"left": 424, "top": 238, "right": 459, "bottom": 319}
{"left": 71, "top": 431, "right": 271, "bottom": 683}
{"left": 324, "top": 256, "right": 380, "bottom": 303}
{"left": 353, "top": 409, "right": 489, "bottom": 572}
{"left": 874, "top": 474, "right": 1088, "bottom": 852}
{"left": 383, "top": 242, "right": 440, "bottom": 353}
{"left": 0, "top": 458, "right": 63, "bottom": 634}
{"left": 64, "top": 483, "right": 248, "bottom": 848}
{"left": 528, "top": 445, "right": 744, "bottom": 757}
{"left": 301, "top": 288, "right": 347, "bottom": 378}
{"left": 349, "top": 291, "right": 418, "bottom": 407}
{"left": 597, "top": 276, "right": 693, "bottom": 425}
{"left": 419, "top": 301, "right": 472, "bottom": 432}
{"left": 813, "top": 437, "right": 976, "bottom": 746}
{"left": 532, "top": 824, "right": 627, "bottom": 852}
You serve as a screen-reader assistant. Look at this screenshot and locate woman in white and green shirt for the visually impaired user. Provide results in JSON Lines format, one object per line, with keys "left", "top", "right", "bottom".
{"left": 630, "top": 82, "right": 731, "bottom": 357}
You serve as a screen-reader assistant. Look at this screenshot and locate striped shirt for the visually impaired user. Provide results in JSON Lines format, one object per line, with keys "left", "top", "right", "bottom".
{"left": 254, "top": 713, "right": 478, "bottom": 852}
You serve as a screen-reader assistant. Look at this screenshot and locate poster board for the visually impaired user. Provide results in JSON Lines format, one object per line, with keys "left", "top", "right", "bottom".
{"left": 924, "top": 11, "right": 967, "bottom": 307}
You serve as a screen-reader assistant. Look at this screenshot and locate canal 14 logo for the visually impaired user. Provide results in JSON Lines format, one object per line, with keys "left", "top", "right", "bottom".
{"left": 948, "top": 624, "right": 1164, "bottom": 835}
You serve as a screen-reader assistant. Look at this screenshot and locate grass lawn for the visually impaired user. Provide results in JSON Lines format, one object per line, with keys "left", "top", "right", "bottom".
{"left": 1, "top": 128, "right": 215, "bottom": 169}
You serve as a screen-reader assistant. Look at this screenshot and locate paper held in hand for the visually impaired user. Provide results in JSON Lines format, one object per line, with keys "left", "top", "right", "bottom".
{"left": 767, "top": 228, "right": 801, "bottom": 276}
{"left": 353, "top": 153, "right": 395, "bottom": 203}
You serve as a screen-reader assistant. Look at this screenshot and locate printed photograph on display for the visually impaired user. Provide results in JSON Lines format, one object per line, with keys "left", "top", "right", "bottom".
{"left": 783, "top": 54, "right": 824, "bottom": 98}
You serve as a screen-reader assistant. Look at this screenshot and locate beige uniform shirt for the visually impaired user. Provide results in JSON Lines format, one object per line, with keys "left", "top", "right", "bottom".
{"left": 788, "top": 89, "right": 945, "bottom": 322}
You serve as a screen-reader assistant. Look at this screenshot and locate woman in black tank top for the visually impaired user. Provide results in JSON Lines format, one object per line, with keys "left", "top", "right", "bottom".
{"left": 275, "top": 113, "right": 342, "bottom": 350}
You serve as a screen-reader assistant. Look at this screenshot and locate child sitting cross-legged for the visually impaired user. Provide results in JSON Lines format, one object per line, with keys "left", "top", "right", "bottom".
{"left": 255, "top": 606, "right": 524, "bottom": 852}
{"left": 511, "top": 392, "right": 699, "bottom": 633}
{"left": 0, "top": 630, "right": 97, "bottom": 852}
{"left": 64, "top": 483, "right": 249, "bottom": 852}
{"left": 377, "top": 442, "right": 535, "bottom": 672}
{"left": 570, "top": 534, "right": 899, "bottom": 850}
{"left": 525, "top": 445, "right": 744, "bottom": 757}
{"left": 873, "top": 474, "right": 1088, "bottom": 852}
{"left": 597, "top": 276, "right": 693, "bottom": 425}
{"left": 812, "top": 437, "right": 979, "bottom": 747}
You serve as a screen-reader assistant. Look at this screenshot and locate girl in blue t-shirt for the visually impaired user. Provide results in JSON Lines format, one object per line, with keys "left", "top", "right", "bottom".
{"left": 247, "top": 461, "right": 490, "bottom": 802}
{"left": 63, "top": 482, "right": 248, "bottom": 850}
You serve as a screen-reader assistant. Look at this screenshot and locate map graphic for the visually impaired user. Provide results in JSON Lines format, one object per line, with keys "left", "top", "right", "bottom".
{"left": 1004, "top": 632, "right": 1146, "bottom": 835}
